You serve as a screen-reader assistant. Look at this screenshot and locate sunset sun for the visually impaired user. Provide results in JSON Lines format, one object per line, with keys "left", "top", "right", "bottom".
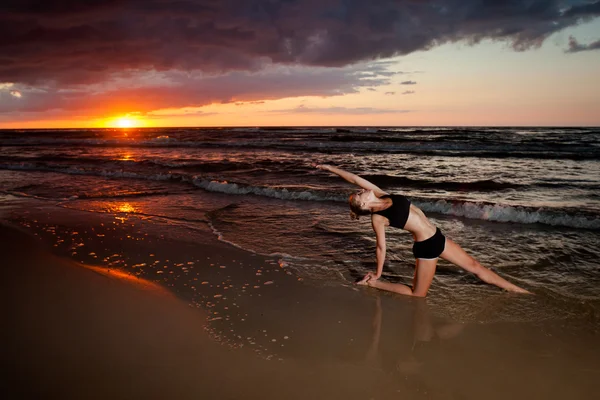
{"left": 115, "top": 117, "right": 135, "bottom": 128}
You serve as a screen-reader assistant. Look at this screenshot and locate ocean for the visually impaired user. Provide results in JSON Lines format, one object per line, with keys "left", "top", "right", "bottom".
{"left": 1, "top": 126, "right": 599, "bottom": 324}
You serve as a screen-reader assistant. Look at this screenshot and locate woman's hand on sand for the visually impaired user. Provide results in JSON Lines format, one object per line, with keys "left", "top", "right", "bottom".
{"left": 357, "top": 272, "right": 379, "bottom": 286}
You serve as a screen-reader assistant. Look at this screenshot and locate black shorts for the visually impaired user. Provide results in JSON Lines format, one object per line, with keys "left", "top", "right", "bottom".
{"left": 412, "top": 228, "right": 446, "bottom": 260}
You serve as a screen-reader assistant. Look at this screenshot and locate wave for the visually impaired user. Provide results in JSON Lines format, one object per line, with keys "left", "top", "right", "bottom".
{"left": 363, "top": 174, "right": 600, "bottom": 191}
{"left": 362, "top": 174, "right": 600, "bottom": 191}
{"left": 3, "top": 133, "right": 599, "bottom": 160}
{"left": 0, "top": 162, "right": 186, "bottom": 181}
{"left": 192, "top": 178, "right": 344, "bottom": 202}
{"left": 148, "top": 158, "right": 302, "bottom": 173}
{"left": 191, "top": 179, "right": 600, "bottom": 229}
{"left": 74, "top": 190, "right": 176, "bottom": 200}
{"left": 330, "top": 134, "right": 419, "bottom": 143}
{"left": 0, "top": 155, "right": 305, "bottom": 177}
{"left": 1, "top": 190, "right": 74, "bottom": 202}
{"left": 2, "top": 154, "right": 595, "bottom": 193}
{"left": 363, "top": 175, "right": 522, "bottom": 191}
{"left": 363, "top": 148, "right": 600, "bottom": 160}
{"left": 413, "top": 199, "right": 600, "bottom": 230}
{"left": 193, "top": 181, "right": 600, "bottom": 229}
{"left": 2, "top": 162, "right": 598, "bottom": 229}
{"left": 205, "top": 204, "right": 262, "bottom": 253}
{"left": 0, "top": 162, "right": 343, "bottom": 202}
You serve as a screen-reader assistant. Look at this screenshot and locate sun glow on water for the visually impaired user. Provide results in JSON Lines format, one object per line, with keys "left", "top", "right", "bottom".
{"left": 116, "top": 203, "right": 136, "bottom": 213}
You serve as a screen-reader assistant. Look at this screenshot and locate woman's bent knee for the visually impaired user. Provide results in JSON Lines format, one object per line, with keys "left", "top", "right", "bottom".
{"left": 410, "top": 290, "right": 428, "bottom": 298}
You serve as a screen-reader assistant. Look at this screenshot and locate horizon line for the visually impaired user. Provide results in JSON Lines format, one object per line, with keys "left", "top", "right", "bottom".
{"left": 1, "top": 124, "right": 599, "bottom": 131}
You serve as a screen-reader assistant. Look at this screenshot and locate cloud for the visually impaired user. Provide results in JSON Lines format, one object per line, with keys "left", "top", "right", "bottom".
{"left": 402, "top": 90, "right": 415, "bottom": 95}
{"left": 0, "top": 62, "right": 394, "bottom": 115}
{"left": 269, "top": 105, "right": 408, "bottom": 115}
{"left": 385, "top": 91, "right": 395, "bottom": 95}
{"left": 235, "top": 101, "right": 265, "bottom": 106}
{"left": 1, "top": 1, "right": 599, "bottom": 86}
{"left": 2, "top": 1, "right": 599, "bottom": 122}
{"left": 400, "top": 81, "right": 417, "bottom": 85}
{"left": 565, "top": 35, "right": 600, "bottom": 52}
{"left": 563, "top": 1, "right": 600, "bottom": 18}
{"left": 145, "top": 109, "right": 218, "bottom": 119}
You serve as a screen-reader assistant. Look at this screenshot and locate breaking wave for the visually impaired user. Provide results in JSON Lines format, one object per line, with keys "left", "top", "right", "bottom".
{"left": 413, "top": 199, "right": 600, "bottom": 230}
{"left": 1, "top": 162, "right": 598, "bottom": 229}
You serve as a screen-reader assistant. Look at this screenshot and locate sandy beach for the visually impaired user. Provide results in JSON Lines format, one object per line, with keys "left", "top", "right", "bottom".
{"left": 1, "top": 221, "right": 387, "bottom": 400}
{"left": 2, "top": 201, "right": 599, "bottom": 399}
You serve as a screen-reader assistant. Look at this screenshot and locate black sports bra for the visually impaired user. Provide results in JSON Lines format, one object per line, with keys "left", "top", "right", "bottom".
{"left": 372, "top": 194, "right": 411, "bottom": 229}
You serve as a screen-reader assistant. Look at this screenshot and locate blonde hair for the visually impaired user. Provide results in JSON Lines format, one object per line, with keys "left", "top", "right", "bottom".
{"left": 348, "top": 192, "right": 371, "bottom": 220}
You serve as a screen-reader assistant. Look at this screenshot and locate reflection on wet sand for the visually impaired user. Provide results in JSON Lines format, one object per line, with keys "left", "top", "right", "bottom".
{"left": 113, "top": 202, "right": 138, "bottom": 214}
{"left": 366, "top": 296, "right": 464, "bottom": 376}
{"left": 356, "top": 293, "right": 599, "bottom": 399}
{"left": 82, "top": 264, "right": 174, "bottom": 297}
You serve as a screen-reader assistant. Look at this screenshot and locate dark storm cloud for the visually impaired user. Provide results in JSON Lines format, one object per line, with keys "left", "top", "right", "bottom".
{"left": 563, "top": 0, "right": 600, "bottom": 17}
{"left": 565, "top": 35, "right": 600, "bottom": 52}
{"left": 1, "top": 0, "right": 599, "bottom": 86}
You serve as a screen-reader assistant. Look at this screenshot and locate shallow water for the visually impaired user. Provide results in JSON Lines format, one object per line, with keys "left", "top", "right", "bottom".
{"left": 1, "top": 127, "right": 599, "bottom": 323}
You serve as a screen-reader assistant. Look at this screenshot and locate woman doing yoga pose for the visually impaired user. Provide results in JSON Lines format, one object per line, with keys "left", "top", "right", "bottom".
{"left": 315, "top": 164, "right": 530, "bottom": 297}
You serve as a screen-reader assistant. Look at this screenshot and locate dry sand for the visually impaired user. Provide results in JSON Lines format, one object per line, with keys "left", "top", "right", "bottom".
{"left": 2, "top": 220, "right": 599, "bottom": 400}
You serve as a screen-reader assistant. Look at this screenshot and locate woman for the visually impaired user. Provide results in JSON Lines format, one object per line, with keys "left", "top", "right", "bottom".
{"left": 315, "top": 164, "right": 530, "bottom": 297}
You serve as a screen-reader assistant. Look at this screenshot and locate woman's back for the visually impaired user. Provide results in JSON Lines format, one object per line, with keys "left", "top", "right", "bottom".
{"left": 402, "top": 205, "right": 437, "bottom": 242}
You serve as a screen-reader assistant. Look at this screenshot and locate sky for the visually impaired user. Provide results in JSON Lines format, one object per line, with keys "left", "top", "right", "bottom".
{"left": 0, "top": 0, "right": 599, "bottom": 128}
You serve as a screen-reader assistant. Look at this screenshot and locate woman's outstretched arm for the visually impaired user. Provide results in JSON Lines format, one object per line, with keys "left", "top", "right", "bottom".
{"left": 314, "top": 164, "right": 386, "bottom": 195}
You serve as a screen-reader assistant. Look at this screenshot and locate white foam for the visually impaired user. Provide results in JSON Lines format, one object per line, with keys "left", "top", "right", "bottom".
{"left": 206, "top": 219, "right": 257, "bottom": 253}
{"left": 192, "top": 178, "right": 344, "bottom": 202}
{"left": 415, "top": 199, "right": 600, "bottom": 230}
{"left": 2, "top": 190, "right": 72, "bottom": 202}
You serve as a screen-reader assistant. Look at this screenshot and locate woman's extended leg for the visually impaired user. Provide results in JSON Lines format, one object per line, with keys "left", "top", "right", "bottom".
{"left": 440, "top": 239, "right": 530, "bottom": 294}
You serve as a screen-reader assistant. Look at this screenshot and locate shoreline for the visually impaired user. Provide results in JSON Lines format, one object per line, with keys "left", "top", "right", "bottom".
{"left": 3, "top": 207, "right": 600, "bottom": 399}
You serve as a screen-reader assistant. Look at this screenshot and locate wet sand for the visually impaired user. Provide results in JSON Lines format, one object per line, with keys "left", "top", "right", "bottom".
{"left": 2, "top": 212, "right": 600, "bottom": 399}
